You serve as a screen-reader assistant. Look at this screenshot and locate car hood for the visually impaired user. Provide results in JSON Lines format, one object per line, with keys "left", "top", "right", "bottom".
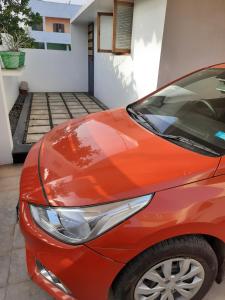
{"left": 38, "top": 108, "right": 219, "bottom": 207}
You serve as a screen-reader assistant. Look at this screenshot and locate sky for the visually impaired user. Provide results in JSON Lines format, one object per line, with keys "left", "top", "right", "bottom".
{"left": 42, "top": 0, "right": 88, "bottom": 4}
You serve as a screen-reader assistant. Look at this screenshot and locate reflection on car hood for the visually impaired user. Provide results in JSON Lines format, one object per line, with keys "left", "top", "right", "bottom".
{"left": 39, "top": 108, "right": 219, "bottom": 207}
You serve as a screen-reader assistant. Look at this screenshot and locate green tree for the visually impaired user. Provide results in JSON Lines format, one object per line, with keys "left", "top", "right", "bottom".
{"left": 0, "top": 0, "right": 41, "bottom": 46}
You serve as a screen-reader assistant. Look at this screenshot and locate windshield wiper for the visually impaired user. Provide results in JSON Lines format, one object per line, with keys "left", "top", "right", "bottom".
{"left": 127, "top": 107, "right": 220, "bottom": 156}
{"left": 136, "top": 111, "right": 161, "bottom": 133}
{"left": 127, "top": 107, "right": 161, "bottom": 133}
{"left": 164, "top": 135, "right": 220, "bottom": 156}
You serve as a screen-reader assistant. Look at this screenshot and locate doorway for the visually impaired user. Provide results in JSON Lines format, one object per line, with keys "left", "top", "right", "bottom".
{"left": 88, "top": 23, "right": 94, "bottom": 95}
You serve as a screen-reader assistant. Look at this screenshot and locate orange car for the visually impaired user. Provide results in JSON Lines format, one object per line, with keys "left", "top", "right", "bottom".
{"left": 20, "top": 63, "right": 225, "bottom": 300}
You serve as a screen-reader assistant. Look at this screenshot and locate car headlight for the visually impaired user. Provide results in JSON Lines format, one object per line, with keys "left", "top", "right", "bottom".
{"left": 30, "top": 194, "right": 153, "bottom": 244}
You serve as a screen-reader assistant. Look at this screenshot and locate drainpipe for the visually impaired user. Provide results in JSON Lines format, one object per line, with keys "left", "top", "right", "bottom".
{"left": 0, "top": 66, "right": 13, "bottom": 165}
{"left": 43, "top": 16, "right": 47, "bottom": 50}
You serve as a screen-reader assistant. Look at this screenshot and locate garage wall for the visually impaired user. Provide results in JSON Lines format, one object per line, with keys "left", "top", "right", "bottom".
{"left": 0, "top": 70, "right": 13, "bottom": 164}
{"left": 20, "top": 24, "right": 88, "bottom": 92}
{"left": 158, "top": 0, "right": 225, "bottom": 87}
{"left": 3, "top": 77, "right": 19, "bottom": 112}
{"left": 94, "top": 0, "right": 167, "bottom": 108}
{"left": 0, "top": 45, "right": 19, "bottom": 112}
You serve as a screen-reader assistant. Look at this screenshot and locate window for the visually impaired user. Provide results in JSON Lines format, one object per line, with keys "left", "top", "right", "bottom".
{"left": 113, "top": 0, "right": 134, "bottom": 54}
{"left": 129, "top": 67, "right": 225, "bottom": 156}
{"left": 47, "top": 43, "right": 71, "bottom": 51}
{"left": 53, "top": 23, "right": 65, "bottom": 33}
{"left": 97, "top": 13, "right": 113, "bottom": 53}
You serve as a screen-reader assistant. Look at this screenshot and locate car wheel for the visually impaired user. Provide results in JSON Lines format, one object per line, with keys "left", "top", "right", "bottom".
{"left": 113, "top": 236, "right": 218, "bottom": 300}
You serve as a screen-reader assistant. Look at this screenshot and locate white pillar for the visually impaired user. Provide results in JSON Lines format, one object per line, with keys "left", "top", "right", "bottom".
{"left": 43, "top": 16, "right": 46, "bottom": 32}
{"left": 43, "top": 17, "right": 47, "bottom": 50}
{"left": 0, "top": 67, "right": 13, "bottom": 165}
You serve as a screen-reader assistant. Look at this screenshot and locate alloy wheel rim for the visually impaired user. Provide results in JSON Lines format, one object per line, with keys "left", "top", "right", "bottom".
{"left": 134, "top": 258, "right": 205, "bottom": 300}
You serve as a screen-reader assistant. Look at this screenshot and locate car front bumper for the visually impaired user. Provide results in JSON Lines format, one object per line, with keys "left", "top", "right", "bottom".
{"left": 19, "top": 200, "right": 124, "bottom": 300}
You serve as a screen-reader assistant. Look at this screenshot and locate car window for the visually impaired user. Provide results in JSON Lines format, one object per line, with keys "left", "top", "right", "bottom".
{"left": 129, "top": 68, "right": 225, "bottom": 156}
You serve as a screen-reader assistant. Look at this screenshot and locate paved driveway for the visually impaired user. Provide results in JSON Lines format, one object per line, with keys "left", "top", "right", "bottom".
{"left": 0, "top": 164, "right": 224, "bottom": 300}
{"left": 26, "top": 92, "right": 105, "bottom": 144}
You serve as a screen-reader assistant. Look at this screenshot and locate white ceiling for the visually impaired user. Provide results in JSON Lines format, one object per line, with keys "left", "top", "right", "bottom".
{"left": 71, "top": 0, "right": 113, "bottom": 24}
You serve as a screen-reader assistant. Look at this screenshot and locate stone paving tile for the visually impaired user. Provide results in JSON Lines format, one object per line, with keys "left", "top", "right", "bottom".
{"left": 26, "top": 133, "right": 45, "bottom": 143}
{"left": 77, "top": 96, "right": 91, "bottom": 99}
{"left": 32, "top": 103, "right": 47, "bottom": 106}
{"left": 48, "top": 99, "right": 63, "bottom": 104}
{"left": 67, "top": 103, "right": 83, "bottom": 107}
{"left": 32, "top": 101, "right": 48, "bottom": 107}
{"left": 86, "top": 108, "right": 102, "bottom": 113}
{"left": 77, "top": 99, "right": 91, "bottom": 102}
{"left": 23, "top": 92, "right": 106, "bottom": 145}
{"left": 33, "top": 95, "right": 46, "bottom": 98}
{"left": 49, "top": 104, "right": 65, "bottom": 108}
{"left": 83, "top": 103, "right": 101, "bottom": 108}
{"left": 49, "top": 99, "right": 63, "bottom": 102}
{"left": 66, "top": 103, "right": 81, "bottom": 107}
{"left": 80, "top": 101, "right": 95, "bottom": 105}
{"left": 53, "top": 118, "right": 70, "bottom": 126}
{"left": 69, "top": 108, "right": 86, "bottom": 113}
{"left": 64, "top": 99, "right": 77, "bottom": 102}
{"left": 33, "top": 99, "right": 47, "bottom": 101}
{"left": 0, "top": 255, "right": 11, "bottom": 288}
{"left": 31, "top": 106, "right": 48, "bottom": 110}
{"left": 30, "top": 109, "right": 49, "bottom": 115}
{"left": 49, "top": 102, "right": 63, "bottom": 105}
{"left": 28, "top": 126, "right": 50, "bottom": 134}
{"left": 72, "top": 113, "right": 88, "bottom": 118}
{"left": 65, "top": 98, "right": 80, "bottom": 101}
{"left": 32, "top": 99, "right": 47, "bottom": 103}
{"left": 33, "top": 92, "right": 46, "bottom": 95}
{"left": 29, "top": 119, "right": 50, "bottom": 126}
{"left": 52, "top": 113, "right": 69, "bottom": 119}
{"left": 50, "top": 107, "right": 68, "bottom": 112}
{"left": 30, "top": 115, "right": 49, "bottom": 120}
{"left": 32, "top": 97, "right": 47, "bottom": 101}
{"left": 32, "top": 100, "right": 47, "bottom": 103}
{"left": 8, "top": 249, "right": 29, "bottom": 284}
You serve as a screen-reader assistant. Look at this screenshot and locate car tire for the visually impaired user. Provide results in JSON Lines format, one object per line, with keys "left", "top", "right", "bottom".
{"left": 113, "top": 236, "right": 218, "bottom": 300}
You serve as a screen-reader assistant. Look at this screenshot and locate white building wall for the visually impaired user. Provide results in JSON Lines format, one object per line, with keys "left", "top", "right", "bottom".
{"left": 94, "top": 0, "right": 167, "bottom": 108}
{"left": 158, "top": 0, "right": 225, "bottom": 87}
{"left": 29, "top": 0, "right": 80, "bottom": 19}
{"left": 30, "top": 31, "right": 71, "bottom": 45}
{"left": 20, "top": 24, "right": 88, "bottom": 92}
{"left": 0, "top": 46, "right": 19, "bottom": 112}
{"left": 3, "top": 77, "right": 19, "bottom": 112}
{"left": 29, "top": 0, "right": 81, "bottom": 45}
{"left": 0, "top": 69, "right": 13, "bottom": 164}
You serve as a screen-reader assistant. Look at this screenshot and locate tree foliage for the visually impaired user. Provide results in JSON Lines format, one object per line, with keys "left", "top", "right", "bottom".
{"left": 0, "top": 0, "right": 42, "bottom": 46}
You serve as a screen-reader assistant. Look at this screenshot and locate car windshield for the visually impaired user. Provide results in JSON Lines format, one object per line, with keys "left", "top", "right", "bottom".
{"left": 128, "top": 67, "right": 225, "bottom": 156}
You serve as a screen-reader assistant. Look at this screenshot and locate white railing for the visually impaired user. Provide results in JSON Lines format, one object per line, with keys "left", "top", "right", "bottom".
{"left": 30, "top": 31, "right": 71, "bottom": 44}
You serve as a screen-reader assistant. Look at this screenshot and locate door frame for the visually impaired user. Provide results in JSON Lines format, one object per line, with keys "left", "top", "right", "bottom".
{"left": 88, "top": 23, "right": 94, "bottom": 95}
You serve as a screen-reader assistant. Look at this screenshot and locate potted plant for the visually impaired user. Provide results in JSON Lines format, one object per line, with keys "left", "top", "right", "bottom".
{"left": 0, "top": 29, "right": 31, "bottom": 69}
